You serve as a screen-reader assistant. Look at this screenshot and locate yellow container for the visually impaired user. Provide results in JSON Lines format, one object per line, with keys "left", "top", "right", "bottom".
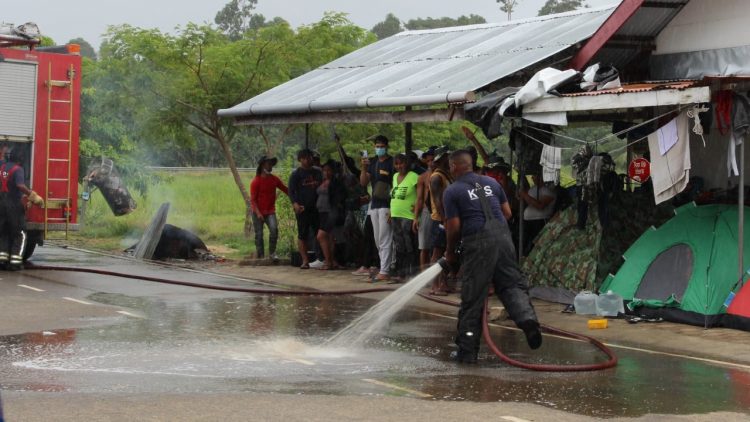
{"left": 588, "top": 319, "right": 608, "bottom": 329}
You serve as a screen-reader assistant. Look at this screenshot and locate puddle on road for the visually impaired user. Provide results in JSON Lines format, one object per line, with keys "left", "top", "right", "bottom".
{"left": 0, "top": 292, "right": 748, "bottom": 418}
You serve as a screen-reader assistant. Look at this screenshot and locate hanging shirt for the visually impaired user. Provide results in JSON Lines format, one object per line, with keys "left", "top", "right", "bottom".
{"left": 389, "top": 171, "right": 418, "bottom": 220}
{"left": 648, "top": 111, "right": 691, "bottom": 204}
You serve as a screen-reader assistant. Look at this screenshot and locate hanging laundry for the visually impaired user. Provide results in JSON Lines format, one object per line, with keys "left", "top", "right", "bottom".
{"left": 728, "top": 132, "right": 741, "bottom": 177}
{"left": 714, "top": 90, "right": 733, "bottom": 136}
{"left": 728, "top": 93, "right": 750, "bottom": 177}
{"left": 657, "top": 118, "right": 678, "bottom": 155}
{"left": 540, "top": 144, "right": 562, "bottom": 184}
{"left": 687, "top": 105, "right": 709, "bottom": 147}
{"left": 586, "top": 156, "right": 604, "bottom": 186}
{"left": 570, "top": 147, "right": 617, "bottom": 229}
{"left": 647, "top": 112, "right": 691, "bottom": 205}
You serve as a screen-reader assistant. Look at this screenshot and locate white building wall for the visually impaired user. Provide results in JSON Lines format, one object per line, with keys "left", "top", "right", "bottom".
{"left": 655, "top": 0, "right": 750, "bottom": 55}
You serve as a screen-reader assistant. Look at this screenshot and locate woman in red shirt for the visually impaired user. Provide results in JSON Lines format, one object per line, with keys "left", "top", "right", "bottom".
{"left": 250, "top": 156, "right": 289, "bottom": 261}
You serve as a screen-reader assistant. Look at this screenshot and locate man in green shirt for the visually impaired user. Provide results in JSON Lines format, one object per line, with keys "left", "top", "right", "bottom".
{"left": 389, "top": 153, "right": 420, "bottom": 282}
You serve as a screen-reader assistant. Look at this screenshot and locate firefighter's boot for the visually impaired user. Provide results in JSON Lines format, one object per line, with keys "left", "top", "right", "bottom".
{"left": 0, "top": 252, "right": 8, "bottom": 270}
{"left": 8, "top": 254, "right": 22, "bottom": 271}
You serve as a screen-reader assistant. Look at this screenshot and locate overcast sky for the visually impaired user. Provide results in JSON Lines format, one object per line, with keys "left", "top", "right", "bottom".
{"left": 7, "top": 0, "right": 618, "bottom": 50}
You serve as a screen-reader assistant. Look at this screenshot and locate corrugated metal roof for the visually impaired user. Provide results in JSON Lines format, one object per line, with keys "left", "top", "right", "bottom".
{"left": 219, "top": 6, "right": 616, "bottom": 118}
{"left": 591, "top": 0, "right": 689, "bottom": 70}
{"left": 561, "top": 80, "right": 698, "bottom": 96}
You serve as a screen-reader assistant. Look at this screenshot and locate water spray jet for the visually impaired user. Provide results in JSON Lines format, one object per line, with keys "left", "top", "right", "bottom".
{"left": 26, "top": 263, "right": 617, "bottom": 371}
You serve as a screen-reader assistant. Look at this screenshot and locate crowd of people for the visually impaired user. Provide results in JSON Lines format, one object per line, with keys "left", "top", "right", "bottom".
{"left": 249, "top": 134, "right": 546, "bottom": 360}
{"left": 248, "top": 133, "right": 557, "bottom": 295}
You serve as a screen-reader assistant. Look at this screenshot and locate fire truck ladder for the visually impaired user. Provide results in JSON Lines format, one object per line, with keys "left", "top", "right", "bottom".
{"left": 44, "top": 63, "right": 75, "bottom": 240}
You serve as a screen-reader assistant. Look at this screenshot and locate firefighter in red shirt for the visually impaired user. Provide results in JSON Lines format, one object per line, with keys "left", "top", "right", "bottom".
{"left": 250, "top": 156, "right": 289, "bottom": 261}
{"left": 0, "top": 148, "right": 44, "bottom": 270}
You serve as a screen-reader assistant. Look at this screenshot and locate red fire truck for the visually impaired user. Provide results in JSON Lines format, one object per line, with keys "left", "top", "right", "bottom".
{"left": 0, "top": 24, "right": 81, "bottom": 259}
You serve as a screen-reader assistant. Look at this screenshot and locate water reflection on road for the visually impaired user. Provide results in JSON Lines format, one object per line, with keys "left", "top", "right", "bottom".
{"left": 0, "top": 290, "right": 748, "bottom": 418}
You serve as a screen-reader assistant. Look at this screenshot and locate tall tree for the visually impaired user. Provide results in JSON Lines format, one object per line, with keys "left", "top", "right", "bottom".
{"left": 371, "top": 13, "right": 402, "bottom": 40}
{"left": 39, "top": 35, "right": 56, "bottom": 46}
{"left": 69, "top": 37, "right": 97, "bottom": 60}
{"left": 404, "top": 15, "right": 486, "bottom": 30}
{"left": 497, "top": 0, "right": 521, "bottom": 21}
{"left": 214, "top": 0, "right": 259, "bottom": 40}
{"left": 538, "top": 0, "right": 587, "bottom": 16}
{"left": 86, "top": 15, "right": 375, "bottom": 235}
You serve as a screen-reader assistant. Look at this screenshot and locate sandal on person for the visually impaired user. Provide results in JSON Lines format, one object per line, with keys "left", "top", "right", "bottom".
{"left": 371, "top": 273, "right": 389, "bottom": 282}
{"left": 300, "top": 263, "right": 310, "bottom": 269}
{"left": 317, "top": 264, "right": 332, "bottom": 271}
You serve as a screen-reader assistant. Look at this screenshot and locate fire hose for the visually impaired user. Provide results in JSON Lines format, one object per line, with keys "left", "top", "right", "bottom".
{"left": 26, "top": 264, "right": 617, "bottom": 372}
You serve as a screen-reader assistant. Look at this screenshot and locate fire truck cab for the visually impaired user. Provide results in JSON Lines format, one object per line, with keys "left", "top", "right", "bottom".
{"left": 0, "top": 23, "right": 81, "bottom": 259}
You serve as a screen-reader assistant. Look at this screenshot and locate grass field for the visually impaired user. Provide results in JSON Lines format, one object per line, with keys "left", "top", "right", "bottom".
{"left": 73, "top": 148, "right": 630, "bottom": 259}
{"left": 74, "top": 170, "right": 298, "bottom": 259}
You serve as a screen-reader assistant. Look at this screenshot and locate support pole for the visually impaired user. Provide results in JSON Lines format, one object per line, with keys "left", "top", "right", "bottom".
{"left": 518, "top": 123, "right": 526, "bottom": 265}
{"left": 626, "top": 145, "right": 633, "bottom": 192}
{"left": 740, "top": 136, "right": 746, "bottom": 282}
{"left": 305, "top": 123, "right": 310, "bottom": 149}
{"left": 405, "top": 106, "right": 413, "bottom": 153}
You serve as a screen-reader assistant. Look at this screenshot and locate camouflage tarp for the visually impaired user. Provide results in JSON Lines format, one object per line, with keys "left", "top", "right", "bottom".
{"left": 522, "top": 190, "right": 673, "bottom": 293}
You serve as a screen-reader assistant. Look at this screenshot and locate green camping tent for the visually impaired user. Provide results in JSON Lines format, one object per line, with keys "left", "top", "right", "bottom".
{"left": 601, "top": 203, "right": 750, "bottom": 327}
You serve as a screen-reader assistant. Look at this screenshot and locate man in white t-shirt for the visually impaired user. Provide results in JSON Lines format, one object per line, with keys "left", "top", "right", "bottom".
{"left": 518, "top": 174, "right": 556, "bottom": 256}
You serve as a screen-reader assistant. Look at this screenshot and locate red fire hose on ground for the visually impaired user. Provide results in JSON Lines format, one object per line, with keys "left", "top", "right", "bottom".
{"left": 25, "top": 264, "right": 617, "bottom": 372}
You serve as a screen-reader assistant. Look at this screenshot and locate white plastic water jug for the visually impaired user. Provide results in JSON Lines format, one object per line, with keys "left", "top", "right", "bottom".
{"left": 596, "top": 290, "right": 625, "bottom": 317}
{"left": 573, "top": 291, "right": 598, "bottom": 315}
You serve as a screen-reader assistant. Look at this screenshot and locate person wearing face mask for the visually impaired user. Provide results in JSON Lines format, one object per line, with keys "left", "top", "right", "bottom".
{"left": 360, "top": 135, "right": 395, "bottom": 281}
{"left": 250, "top": 155, "right": 289, "bottom": 261}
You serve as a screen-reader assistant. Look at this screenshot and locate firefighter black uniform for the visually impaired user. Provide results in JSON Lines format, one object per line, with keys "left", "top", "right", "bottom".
{"left": 0, "top": 151, "right": 43, "bottom": 269}
{"left": 443, "top": 151, "right": 541, "bottom": 363}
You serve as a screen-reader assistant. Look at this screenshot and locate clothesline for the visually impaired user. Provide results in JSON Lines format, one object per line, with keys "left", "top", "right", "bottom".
{"left": 518, "top": 130, "right": 575, "bottom": 150}
{"left": 609, "top": 134, "right": 649, "bottom": 154}
{"left": 520, "top": 126, "right": 650, "bottom": 155}
{"left": 525, "top": 105, "right": 686, "bottom": 146}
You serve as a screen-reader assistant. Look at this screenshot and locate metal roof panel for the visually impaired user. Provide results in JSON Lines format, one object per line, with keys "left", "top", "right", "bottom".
{"left": 219, "top": 6, "right": 616, "bottom": 117}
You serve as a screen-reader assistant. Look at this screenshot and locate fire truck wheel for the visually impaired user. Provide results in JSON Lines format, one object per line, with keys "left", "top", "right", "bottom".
{"left": 22, "top": 242, "right": 36, "bottom": 261}
{"left": 22, "top": 230, "right": 41, "bottom": 261}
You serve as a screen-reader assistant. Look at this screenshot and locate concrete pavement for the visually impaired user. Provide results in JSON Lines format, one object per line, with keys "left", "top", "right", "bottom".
{"left": 216, "top": 259, "right": 750, "bottom": 371}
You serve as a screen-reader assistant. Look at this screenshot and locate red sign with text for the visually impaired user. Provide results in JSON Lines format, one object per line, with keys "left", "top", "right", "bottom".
{"left": 628, "top": 158, "right": 651, "bottom": 183}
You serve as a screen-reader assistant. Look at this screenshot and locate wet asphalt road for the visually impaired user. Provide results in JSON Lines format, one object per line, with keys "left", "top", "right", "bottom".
{"left": 0, "top": 246, "right": 749, "bottom": 421}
